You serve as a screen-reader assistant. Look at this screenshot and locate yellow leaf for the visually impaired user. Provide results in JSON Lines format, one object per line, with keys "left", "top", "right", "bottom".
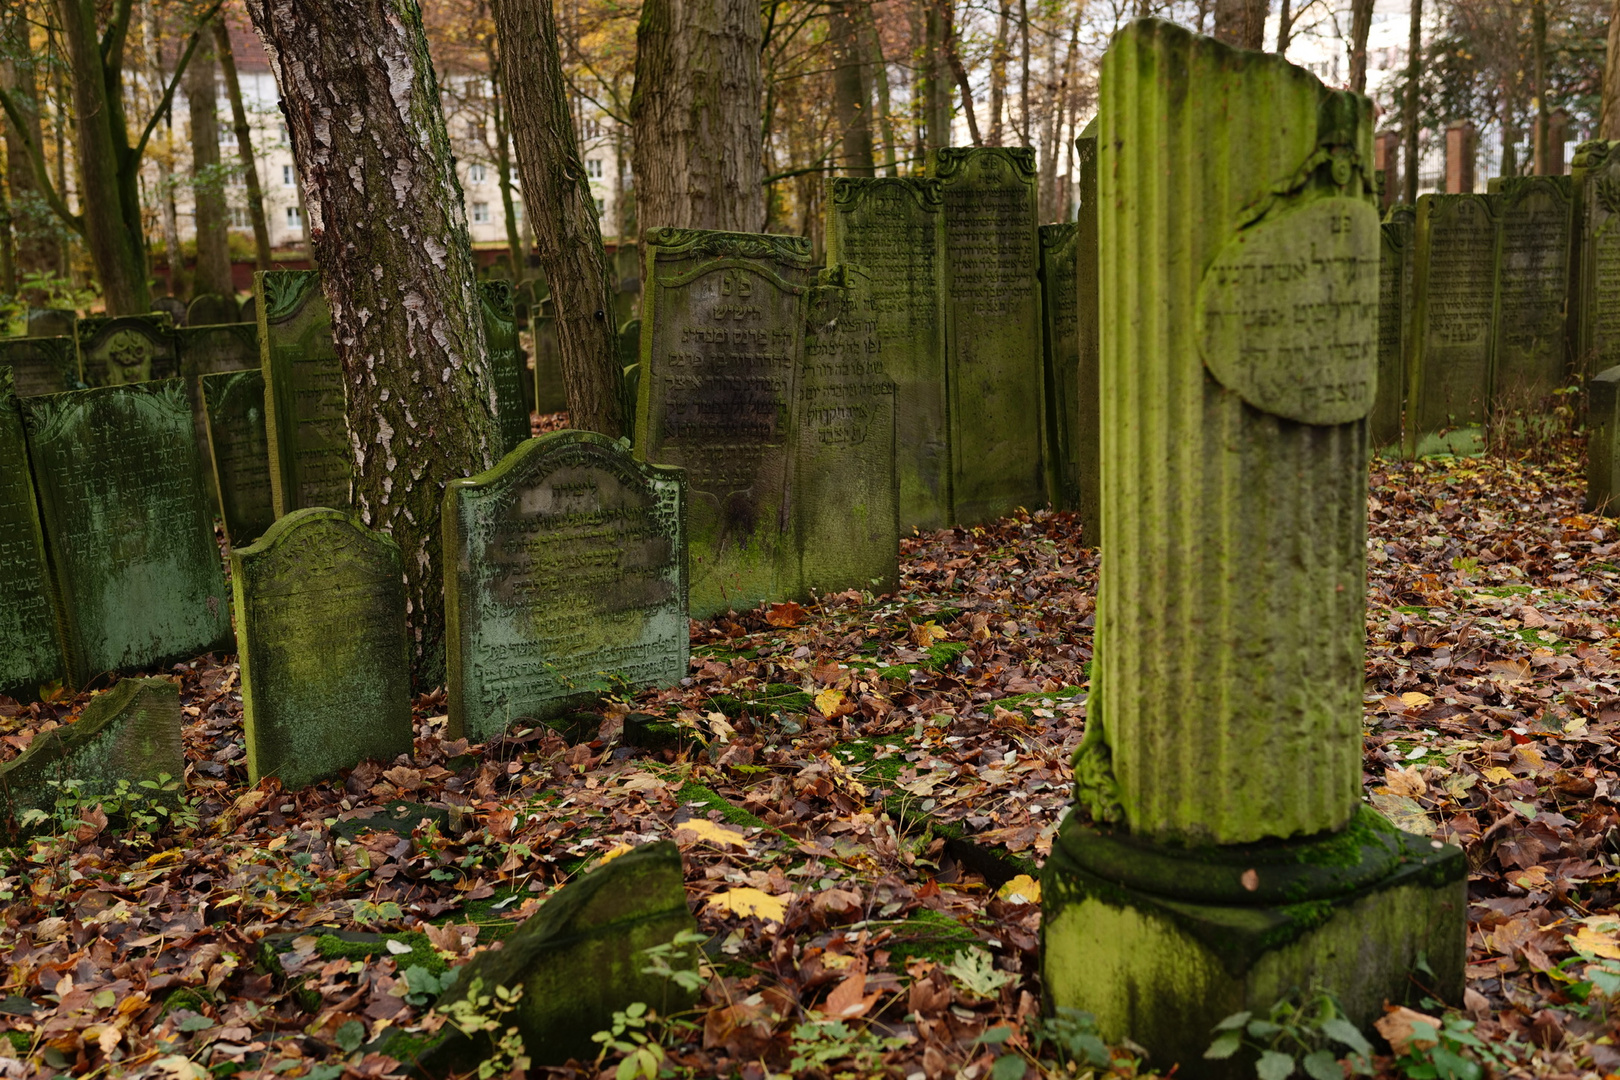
{"left": 1399, "top": 691, "right": 1432, "bottom": 708}
{"left": 674, "top": 819, "right": 751, "bottom": 849}
{"left": 1369, "top": 792, "right": 1434, "bottom": 836}
{"left": 996, "top": 874, "right": 1041, "bottom": 904}
{"left": 1570, "top": 918, "right": 1620, "bottom": 959}
{"left": 910, "top": 621, "right": 949, "bottom": 648}
{"left": 1481, "top": 766, "right": 1515, "bottom": 784}
{"left": 143, "top": 849, "right": 183, "bottom": 868}
{"left": 815, "top": 688, "right": 847, "bottom": 717}
{"left": 706, "top": 887, "right": 789, "bottom": 923}
{"left": 596, "top": 843, "right": 635, "bottom": 866}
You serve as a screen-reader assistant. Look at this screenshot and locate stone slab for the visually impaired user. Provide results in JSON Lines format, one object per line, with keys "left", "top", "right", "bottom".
{"left": 0, "top": 337, "right": 80, "bottom": 397}
{"left": 77, "top": 313, "right": 178, "bottom": 387}
{"left": 479, "top": 280, "right": 532, "bottom": 455}
{"left": 0, "top": 369, "right": 65, "bottom": 699}
{"left": 200, "top": 369, "right": 276, "bottom": 546}
{"left": 256, "top": 270, "right": 350, "bottom": 516}
{"left": 179, "top": 322, "right": 261, "bottom": 503}
{"left": 1074, "top": 122, "right": 1101, "bottom": 540}
{"left": 26, "top": 308, "right": 75, "bottom": 338}
{"left": 444, "top": 430, "right": 688, "bottom": 744}
{"left": 1491, "top": 176, "right": 1572, "bottom": 413}
{"left": 1372, "top": 214, "right": 1413, "bottom": 450}
{"left": 186, "top": 292, "right": 241, "bottom": 326}
{"left": 1588, "top": 364, "right": 1620, "bottom": 513}
{"left": 1039, "top": 222, "right": 1081, "bottom": 511}
{"left": 233, "top": 507, "right": 413, "bottom": 790}
{"left": 1574, "top": 141, "right": 1620, "bottom": 378}
{"left": 532, "top": 309, "right": 566, "bottom": 414}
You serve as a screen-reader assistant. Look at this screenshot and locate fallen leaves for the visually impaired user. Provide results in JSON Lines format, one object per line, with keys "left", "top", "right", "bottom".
{"left": 705, "top": 887, "right": 789, "bottom": 923}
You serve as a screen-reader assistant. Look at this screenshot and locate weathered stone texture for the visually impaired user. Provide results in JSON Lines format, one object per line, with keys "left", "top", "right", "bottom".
{"left": 1491, "top": 176, "right": 1572, "bottom": 410}
{"left": 256, "top": 270, "right": 350, "bottom": 516}
{"left": 1573, "top": 140, "right": 1620, "bottom": 377}
{"left": 1588, "top": 365, "right": 1620, "bottom": 513}
{"left": 186, "top": 292, "right": 241, "bottom": 326}
{"left": 1372, "top": 213, "right": 1414, "bottom": 449}
{"left": 479, "top": 280, "right": 532, "bottom": 455}
{"left": 0, "top": 337, "right": 80, "bottom": 397}
{"left": 0, "top": 370, "right": 64, "bottom": 698}
{"left": 1039, "top": 222, "right": 1080, "bottom": 511}
{"left": 200, "top": 369, "right": 276, "bottom": 546}
{"left": 78, "top": 313, "right": 179, "bottom": 387}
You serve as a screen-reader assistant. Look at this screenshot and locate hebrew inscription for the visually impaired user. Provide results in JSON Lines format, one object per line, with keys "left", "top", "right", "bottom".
{"left": 257, "top": 271, "right": 351, "bottom": 515}
{"left": 0, "top": 371, "right": 64, "bottom": 697}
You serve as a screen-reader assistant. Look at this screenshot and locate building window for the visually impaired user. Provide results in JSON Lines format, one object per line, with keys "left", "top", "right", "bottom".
{"left": 472, "top": 201, "right": 490, "bottom": 223}
{"left": 220, "top": 125, "right": 237, "bottom": 147}
{"left": 286, "top": 205, "right": 302, "bottom": 229}
{"left": 466, "top": 120, "right": 483, "bottom": 142}
{"left": 468, "top": 163, "right": 486, "bottom": 184}
{"left": 585, "top": 158, "right": 603, "bottom": 179}
{"left": 282, "top": 164, "right": 295, "bottom": 186}
{"left": 228, "top": 205, "right": 251, "bottom": 228}
{"left": 594, "top": 197, "right": 605, "bottom": 215}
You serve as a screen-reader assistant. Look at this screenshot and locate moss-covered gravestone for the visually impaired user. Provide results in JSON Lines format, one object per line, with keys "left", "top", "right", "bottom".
{"left": 186, "top": 292, "right": 241, "bottom": 326}
{"left": 444, "top": 431, "right": 688, "bottom": 743}
{"left": 1404, "top": 193, "right": 1498, "bottom": 456}
{"left": 532, "top": 303, "right": 567, "bottom": 414}
{"left": 1039, "top": 222, "right": 1081, "bottom": 512}
{"left": 0, "top": 677, "right": 181, "bottom": 831}
{"left": 0, "top": 337, "right": 80, "bottom": 397}
{"left": 637, "top": 228, "right": 813, "bottom": 618}
{"left": 825, "top": 177, "right": 951, "bottom": 530}
{"left": 1572, "top": 141, "right": 1620, "bottom": 378}
{"left": 1490, "top": 176, "right": 1572, "bottom": 419}
{"left": 479, "top": 280, "right": 532, "bottom": 455}
{"left": 27, "top": 308, "right": 75, "bottom": 338}
{"left": 77, "top": 313, "right": 178, "bottom": 387}
{"left": 200, "top": 369, "right": 276, "bottom": 546}
{"left": 389, "top": 841, "right": 697, "bottom": 1072}
{"left": 179, "top": 322, "right": 261, "bottom": 504}
{"left": 799, "top": 267, "right": 899, "bottom": 595}
{"left": 1588, "top": 365, "right": 1620, "bottom": 513}
{"left": 1074, "top": 120, "right": 1101, "bottom": 539}
{"left": 22, "top": 382, "right": 233, "bottom": 687}
{"left": 0, "top": 370, "right": 65, "bottom": 699}
{"left": 1042, "top": 21, "right": 1465, "bottom": 1068}
{"left": 1372, "top": 210, "right": 1414, "bottom": 451}
{"left": 256, "top": 270, "right": 351, "bottom": 517}
{"left": 233, "top": 508, "right": 412, "bottom": 789}
{"left": 929, "top": 146, "right": 1046, "bottom": 525}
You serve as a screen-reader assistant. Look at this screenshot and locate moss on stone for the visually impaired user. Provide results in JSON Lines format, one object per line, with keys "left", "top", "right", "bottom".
{"left": 675, "top": 781, "right": 768, "bottom": 830}
{"left": 885, "top": 908, "right": 982, "bottom": 966}
{"left": 313, "top": 931, "right": 447, "bottom": 976}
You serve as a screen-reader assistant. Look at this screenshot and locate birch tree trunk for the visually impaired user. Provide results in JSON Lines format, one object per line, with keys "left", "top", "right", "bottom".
{"left": 187, "top": 18, "right": 232, "bottom": 298}
{"left": 246, "top": 0, "right": 499, "bottom": 684}
{"left": 491, "top": 0, "right": 623, "bottom": 437}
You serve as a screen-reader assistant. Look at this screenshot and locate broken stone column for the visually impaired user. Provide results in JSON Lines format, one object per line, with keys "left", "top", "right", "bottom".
{"left": 1040, "top": 19, "right": 1466, "bottom": 1069}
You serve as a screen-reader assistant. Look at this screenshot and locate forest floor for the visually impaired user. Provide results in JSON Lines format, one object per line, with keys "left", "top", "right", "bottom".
{"left": 3, "top": 431, "right": 1620, "bottom": 1080}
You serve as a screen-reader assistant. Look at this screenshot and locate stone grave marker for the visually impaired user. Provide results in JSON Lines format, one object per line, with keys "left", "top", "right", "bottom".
{"left": 239, "top": 294, "right": 257, "bottom": 326}
{"left": 179, "top": 322, "right": 261, "bottom": 502}
{"left": 1373, "top": 210, "right": 1415, "bottom": 450}
{"left": 77, "top": 313, "right": 178, "bottom": 387}
{"left": 187, "top": 292, "right": 241, "bottom": 326}
{"left": 1074, "top": 120, "right": 1101, "bottom": 538}
{"left": 233, "top": 508, "right": 412, "bottom": 790}
{"left": 1491, "top": 176, "right": 1573, "bottom": 417}
{"left": 1573, "top": 140, "right": 1620, "bottom": 377}
{"left": 1405, "top": 193, "right": 1498, "bottom": 456}
{"left": 1042, "top": 20, "right": 1463, "bottom": 1065}
{"left": 637, "top": 228, "right": 812, "bottom": 619}
{"left": 256, "top": 270, "right": 351, "bottom": 516}
{"left": 533, "top": 300, "right": 567, "bottom": 414}
{"left": 21, "top": 381, "right": 233, "bottom": 687}
{"left": 1039, "top": 222, "right": 1081, "bottom": 512}
{"left": 930, "top": 145, "right": 1046, "bottom": 524}
{"left": 798, "top": 267, "right": 899, "bottom": 595}
{"left": 152, "top": 296, "right": 188, "bottom": 327}
{"left": 1588, "top": 365, "right": 1620, "bottom": 513}
{"left": 0, "top": 677, "right": 182, "bottom": 832}
{"left": 0, "top": 369, "right": 65, "bottom": 699}
{"left": 0, "top": 336, "right": 80, "bottom": 396}
{"left": 479, "top": 280, "right": 532, "bottom": 454}
{"left": 200, "top": 369, "right": 276, "bottom": 545}
{"left": 444, "top": 430, "right": 688, "bottom": 743}
{"left": 27, "top": 308, "right": 75, "bottom": 338}
{"left": 825, "top": 176, "right": 951, "bottom": 529}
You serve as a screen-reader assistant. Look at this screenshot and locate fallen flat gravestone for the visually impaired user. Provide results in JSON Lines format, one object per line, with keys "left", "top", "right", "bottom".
{"left": 0, "top": 369, "right": 65, "bottom": 699}
{"left": 385, "top": 840, "right": 697, "bottom": 1072}
{"left": 0, "top": 677, "right": 182, "bottom": 833}
{"left": 200, "top": 369, "right": 276, "bottom": 546}
{"left": 257, "top": 270, "right": 350, "bottom": 516}
{"left": 0, "top": 336, "right": 80, "bottom": 397}
{"left": 444, "top": 430, "right": 688, "bottom": 743}
{"left": 479, "top": 280, "right": 532, "bottom": 455}
{"left": 77, "top": 313, "right": 178, "bottom": 387}
{"left": 22, "top": 381, "right": 233, "bottom": 687}
{"left": 233, "top": 508, "right": 413, "bottom": 790}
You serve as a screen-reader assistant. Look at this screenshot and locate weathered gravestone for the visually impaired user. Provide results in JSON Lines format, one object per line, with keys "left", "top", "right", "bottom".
{"left": 233, "top": 508, "right": 412, "bottom": 790}
{"left": 1073, "top": 120, "right": 1101, "bottom": 539}
{"left": 444, "top": 430, "right": 687, "bottom": 743}
{"left": 0, "top": 370, "right": 65, "bottom": 699}
{"left": 239, "top": 294, "right": 257, "bottom": 326}
{"left": 532, "top": 301, "right": 567, "bottom": 414}
{"left": 1372, "top": 208, "right": 1415, "bottom": 450}
{"left": 27, "top": 308, "right": 75, "bottom": 338}
{"left": 0, "top": 336, "right": 80, "bottom": 396}
{"left": 152, "top": 296, "right": 188, "bottom": 327}
{"left": 799, "top": 267, "right": 899, "bottom": 595}
{"left": 1405, "top": 193, "right": 1497, "bottom": 456}
{"left": 200, "top": 369, "right": 276, "bottom": 545}
{"left": 929, "top": 146, "right": 1046, "bottom": 524}
{"left": 179, "top": 322, "right": 261, "bottom": 503}
{"left": 186, "top": 292, "right": 241, "bottom": 326}
{"left": 77, "top": 313, "right": 178, "bottom": 387}
{"left": 0, "top": 677, "right": 182, "bottom": 832}
{"left": 1587, "top": 365, "right": 1620, "bottom": 513}
{"left": 479, "top": 280, "right": 532, "bottom": 455}
{"left": 1490, "top": 176, "right": 1572, "bottom": 421}
{"left": 23, "top": 382, "right": 233, "bottom": 687}
{"left": 1572, "top": 140, "right": 1620, "bottom": 378}
{"left": 257, "top": 270, "right": 351, "bottom": 516}
{"left": 825, "top": 177, "right": 951, "bottom": 530}
{"left": 637, "top": 228, "right": 812, "bottom": 618}
{"left": 1041, "top": 21, "right": 1464, "bottom": 1068}
{"left": 1039, "top": 222, "right": 1081, "bottom": 512}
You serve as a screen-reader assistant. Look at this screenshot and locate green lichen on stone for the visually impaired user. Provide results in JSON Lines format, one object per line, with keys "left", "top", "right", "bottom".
{"left": 254, "top": 270, "right": 349, "bottom": 517}
{"left": 675, "top": 781, "right": 768, "bottom": 830}
{"left": 313, "top": 931, "right": 446, "bottom": 976}
{"left": 0, "top": 367, "right": 64, "bottom": 700}
{"left": 885, "top": 908, "right": 982, "bottom": 966}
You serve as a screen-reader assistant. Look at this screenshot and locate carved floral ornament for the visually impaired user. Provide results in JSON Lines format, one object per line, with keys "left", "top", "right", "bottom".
{"left": 646, "top": 228, "right": 811, "bottom": 265}
{"left": 260, "top": 271, "right": 322, "bottom": 323}
{"left": 828, "top": 177, "right": 943, "bottom": 211}
{"left": 929, "top": 146, "right": 1038, "bottom": 182}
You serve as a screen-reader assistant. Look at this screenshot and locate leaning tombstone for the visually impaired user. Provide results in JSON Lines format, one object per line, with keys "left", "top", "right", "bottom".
{"left": 444, "top": 430, "right": 688, "bottom": 743}
{"left": 0, "top": 677, "right": 182, "bottom": 834}
{"left": 0, "top": 336, "right": 81, "bottom": 396}
{"left": 21, "top": 381, "right": 233, "bottom": 687}
{"left": 187, "top": 292, "right": 241, "bottom": 326}
{"left": 1073, "top": 120, "right": 1101, "bottom": 539}
{"left": 532, "top": 300, "right": 566, "bottom": 414}
{"left": 1572, "top": 140, "right": 1620, "bottom": 378}
{"left": 825, "top": 176, "right": 951, "bottom": 529}
{"left": 929, "top": 146, "right": 1047, "bottom": 524}
{"left": 200, "top": 369, "right": 277, "bottom": 545}
{"left": 1404, "top": 192, "right": 1498, "bottom": 456}
{"left": 1588, "top": 365, "right": 1620, "bottom": 513}
{"left": 77, "top": 312, "right": 179, "bottom": 387}
{"left": 799, "top": 267, "right": 899, "bottom": 595}
{"left": 0, "top": 370, "right": 66, "bottom": 700}
{"left": 233, "top": 508, "right": 412, "bottom": 790}
{"left": 27, "top": 308, "right": 75, "bottom": 338}
{"left": 1038, "top": 222, "right": 1081, "bottom": 511}
{"left": 1372, "top": 208, "right": 1415, "bottom": 450}
{"left": 1490, "top": 176, "right": 1572, "bottom": 437}
{"left": 479, "top": 280, "right": 532, "bottom": 455}
{"left": 256, "top": 270, "right": 351, "bottom": 516}
{"left": 151, "top": 296, "right": 187, "bottom": 327}
{"left": 637, "top": 228, "right": 812, "bottom": 618}
{"left": 1041, "top": 21, "right": 1465, "bottom": 1067}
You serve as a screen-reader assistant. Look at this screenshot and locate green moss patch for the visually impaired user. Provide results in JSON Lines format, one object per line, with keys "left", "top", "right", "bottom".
{"left": 884, "top": 908, "right": 983, "bottom": 966}
{"left": 676, "top": 781, "right": 769, "bottom": 830}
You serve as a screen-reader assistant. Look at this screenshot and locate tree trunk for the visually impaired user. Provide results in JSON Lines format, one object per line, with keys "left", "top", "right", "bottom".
{"left": 1531, "top": 0, "right": 1549, "bottom": 173}
{"left": 859, "top": 4, "right": 897, "bottom": 175}
{"left": 1602, "top": 0, "right": 1620, "bottom": 140}
{"left": 629, "top": 0, "right": 765, "bottom": 231}
{"left": 3, "top": 6, "right": 60, "bottom": 282}
{"left": 1212, "top": 0, "right": 1266, "bottom": 50}
{"left": 142, "top": 0, "right": 186, "bottom": 300}
{"left": 1017, "top": 0, "right": 1029, "bottom": 145}
{"left": 187, "top": 17, "right": 232, "bottom": 297}
{"left": 1403, "top": 0, "right": 1422, "bottom": 204}
{"left": 484, "top": 36, "right": 525, "bottom": 277}
{"left": 1275, "top": 0, "right": 1293, "bottom": 54}
{"left": 936, "top": 0, "right": 980, "bottom": 145}
{"left": 829, "top": 0, "right": 875, "bottom": 172}
{"left": 492, "top": 0, "right": 623, "bottom": 438}
{"left": 215, "top": 17, "right": 272, "bottom": 271}
{"left": 246, "top": 0, "right": 499, "bottom": 684}
{"left": 988, "top": 0, "right": 1010, "bottom": 146}
{"left": 920, "top": 0, "right": 950, "bottom": 154}
{"left": 1348, "top": 0, "right": 1374, "bottom": 93}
